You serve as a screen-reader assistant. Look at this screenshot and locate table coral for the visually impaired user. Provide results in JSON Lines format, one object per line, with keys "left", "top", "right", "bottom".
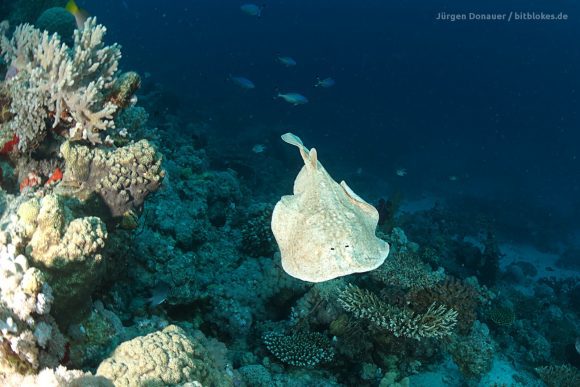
{"left": 96, "top": 325, "right": 231, "bottom": 387}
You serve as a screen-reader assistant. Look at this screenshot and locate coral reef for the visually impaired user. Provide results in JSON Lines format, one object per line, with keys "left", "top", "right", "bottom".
{"left": 487, "top": 304, "right": 515, "bottom": 327}
{"left": 408, "top": 277, "right": 480, "bottom": 334}
{"left": 371, "top": 250, "right": 445, "bottom": 290}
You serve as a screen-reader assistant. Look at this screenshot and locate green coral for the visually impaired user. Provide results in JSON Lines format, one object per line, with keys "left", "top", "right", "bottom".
{"left": 338, "top": 284, "right": 458, "bottom": 340}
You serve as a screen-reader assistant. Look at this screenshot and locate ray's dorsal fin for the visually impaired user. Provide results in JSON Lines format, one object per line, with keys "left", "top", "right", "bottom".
{"left": 281, "top": 132, "right": 317, "bottom": 169}
{"left": 309, "top": 148, "right": 318, "bottom": 169}
{"left": 340, "top": 180, "right": 377, "bottom": 215}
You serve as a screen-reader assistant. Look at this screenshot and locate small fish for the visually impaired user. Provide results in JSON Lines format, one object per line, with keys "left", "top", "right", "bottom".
{"left": 65, "top": 0, "right": 90, "bottom": 29}
{"left": 241, "top": 4, "right": 263, "bottom": 17}
{"left": 252, "top": 144, "right": 266, "bottom": 153}
{"left": 276, "top": 92, "right": 308, "bottom": 106}
{"left": 448, "top": 175, "right": 458, "bottom": 181}
{"left": 147, "top": 280, "right": 171, "bottom": 307}
{"left": 277, "top": 56, "right": 297, "bottom": 67}
{"left": 576, "top": 337, "right": 580, "bottom": 355}
{"left": 229, "top": 75, "right": 255, "bottom": 89}
{"left": 315, "top": 77, "right": 335, "bottom": 88}
{"left": 395, "top": 168, "right": 407, "bottom": 177}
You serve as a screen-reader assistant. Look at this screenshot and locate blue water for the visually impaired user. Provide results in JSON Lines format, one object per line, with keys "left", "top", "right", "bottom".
{"left": 93, "top": 0, "right": 579, "bottom": 222}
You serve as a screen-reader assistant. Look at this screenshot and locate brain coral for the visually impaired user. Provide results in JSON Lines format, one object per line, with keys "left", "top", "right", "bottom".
{"left": 35, "top": 7, "right": 76, "bottom": 46}
{"left": 96, "top": 325, "right": 231, "bottom": 387}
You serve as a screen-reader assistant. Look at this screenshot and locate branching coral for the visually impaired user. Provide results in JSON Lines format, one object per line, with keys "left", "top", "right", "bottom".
{"left": 1, "top": 17, "right": 121, "bottom": 151}
{"left": 338, "top": 284, "right": 457, "bottom": 340}
{"left": 535, "top": 364, "right": 580, "bottom": 387}
{"left": 408, "top": 277, "right": 479, "bottom": 334}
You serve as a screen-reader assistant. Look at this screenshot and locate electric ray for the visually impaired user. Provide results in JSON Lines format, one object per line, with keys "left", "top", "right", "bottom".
{"left": 271, "top": 133, "right": 390, "bottom": 282}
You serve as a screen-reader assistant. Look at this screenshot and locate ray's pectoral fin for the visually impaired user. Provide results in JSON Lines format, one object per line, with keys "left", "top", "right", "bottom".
{"left": 340, "top": 181, "right": 378, "bottom": 216}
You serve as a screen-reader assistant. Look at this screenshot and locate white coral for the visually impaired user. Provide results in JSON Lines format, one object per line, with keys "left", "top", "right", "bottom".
{"left": 0, "top": 243, "right": 60, "bottom": 373}
{"left": 1, "top": 17, "right": 121, "bottom": 151}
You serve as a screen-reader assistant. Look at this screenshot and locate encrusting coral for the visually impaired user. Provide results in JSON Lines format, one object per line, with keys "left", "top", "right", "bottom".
{"left": 262, "top": 331, "right": 335, "bottom": 368}
{"left": 16, "top": 194, "right": 107, "bottom": 325}
{"left": 58, "top": 139, "right": 164, "bottom": 218}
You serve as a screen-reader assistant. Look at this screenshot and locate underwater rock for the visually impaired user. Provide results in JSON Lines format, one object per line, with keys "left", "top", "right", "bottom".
{"left": 271, "top": 132, "right": 389, "bottom": 282}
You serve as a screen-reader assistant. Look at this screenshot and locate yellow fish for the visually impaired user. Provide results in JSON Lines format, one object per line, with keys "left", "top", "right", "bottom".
{"left": 65, "top": 0, "right": 90, "bottom": 29}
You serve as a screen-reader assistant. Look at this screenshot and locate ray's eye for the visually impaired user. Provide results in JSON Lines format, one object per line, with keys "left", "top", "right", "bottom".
{"left": 330, "top": 247, "right": 335, "bottom": 251}
{"left": 345, "top": 245, "right": 350, "bottom": 248}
